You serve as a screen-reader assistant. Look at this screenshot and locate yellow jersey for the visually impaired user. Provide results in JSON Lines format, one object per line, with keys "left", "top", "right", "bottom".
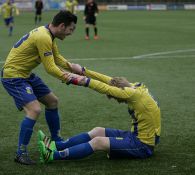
{"left": 65, "top": 0, "right": 78, "bottom": 14}
{"left": 84, "top": 69, "right": 161, "bottom": 146}
{"left": 0, "top": 2, "right": 19, "bottom": 19}
{"left": 2, "top": 25, "right": 71, "bottom": 80}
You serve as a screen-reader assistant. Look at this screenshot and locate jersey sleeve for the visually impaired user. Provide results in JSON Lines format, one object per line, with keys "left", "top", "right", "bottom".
{"left": 13, "top": 4, "right": 19, "bottom": 15}
{"left": 52, "top": 42, "right": 72, "bottom": 71}
{"left": 84, "top": 68, "right": 112, "bottom": 84}
{"left": 88, "top": 79, "right": 135, "bottom": 99}
{"left": 36, "top": 35, "right": 66, "bottom": 81}
{"left": 0, "top": 3, "right": 5, "bottom": 14}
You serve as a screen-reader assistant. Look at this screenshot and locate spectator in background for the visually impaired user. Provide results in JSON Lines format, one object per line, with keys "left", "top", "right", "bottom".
{"left": 0, "top": 0, "right": 19, "bottom": 36}
{"left": 65, "top": 0, "right": 78, "bottom": 15}
{"left": 84, "top": 0, "right": 99, "bottom": 40}
{"left": 35, "top": 0, "right": 43, "bottom": 25}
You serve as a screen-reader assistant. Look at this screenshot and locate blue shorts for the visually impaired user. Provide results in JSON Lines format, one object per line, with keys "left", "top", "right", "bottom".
{"left": 4, "top": 17, "right": 14, "bottom": 26}
{"left": 105, "top": 128, "right": 154, "bottom": 159}
{"left": 1, "top": 73, "right": 51, "bottom": 110}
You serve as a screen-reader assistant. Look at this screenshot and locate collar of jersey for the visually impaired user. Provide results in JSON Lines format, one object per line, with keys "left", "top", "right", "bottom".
{"left": 45, "top": 24, "right": 55, "bottom": 41}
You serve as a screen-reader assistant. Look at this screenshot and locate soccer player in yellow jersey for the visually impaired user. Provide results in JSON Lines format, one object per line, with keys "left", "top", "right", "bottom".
{"left": 0, "top": 0, "right": 19, "bottom": 36}
{"left": 1, "top": 10, "right": 83, "bottom": 165}
{"left": 38, "top": 69, "right": 161, "bottom": 162}
{"left": 65, "top": 0, "right": 78, "bottom": 14}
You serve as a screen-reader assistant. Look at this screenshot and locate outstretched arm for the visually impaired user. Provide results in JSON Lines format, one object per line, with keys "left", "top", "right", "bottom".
{"left": 66, "top": 73, "right": 134, "bottom": 99}
{"left": 82, "top": 68, "right": 112, "bottom": 84}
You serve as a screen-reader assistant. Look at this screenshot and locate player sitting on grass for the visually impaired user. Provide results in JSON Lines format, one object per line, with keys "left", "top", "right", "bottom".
{"left": 38, "top": 68, "right": 161, "bottom": 162}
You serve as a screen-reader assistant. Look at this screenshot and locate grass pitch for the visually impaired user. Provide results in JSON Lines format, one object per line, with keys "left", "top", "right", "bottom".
{"left": 0, "top": 10, "right": 195, "bottom": 175}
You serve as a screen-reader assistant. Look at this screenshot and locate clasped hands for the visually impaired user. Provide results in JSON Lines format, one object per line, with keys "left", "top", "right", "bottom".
{"left": 63, "top": 63, "right": 89, "bottom": 86}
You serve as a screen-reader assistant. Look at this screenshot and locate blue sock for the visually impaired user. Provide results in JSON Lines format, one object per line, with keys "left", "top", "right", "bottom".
{"left": 45, "top": 108, "right": 62, "bottom": 141}
{"left": 54, "top": 142, "right": 94, "bottom": 160}
{"left": 17, "top": 117, "right": 36, "bottom": 155}
{"left": 9, "top": 26, "right": 13, "bottom": 35}
{"left": 55, "top": 133, "right": 91, "bottom": 150}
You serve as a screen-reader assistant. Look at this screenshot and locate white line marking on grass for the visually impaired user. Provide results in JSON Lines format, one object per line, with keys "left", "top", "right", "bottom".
{"left": 70, "top": 54, "right": 195, "bottom": 61}
{"left": 0, "top": 49, "right": 195, "bottom": 64}
{"left": 132, "top": 49, "right": 195, "bottom": 59}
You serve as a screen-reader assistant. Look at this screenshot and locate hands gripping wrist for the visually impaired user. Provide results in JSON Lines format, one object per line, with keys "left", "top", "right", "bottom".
{"left": 65, "top": 73, "right": 90, "bottom": 86}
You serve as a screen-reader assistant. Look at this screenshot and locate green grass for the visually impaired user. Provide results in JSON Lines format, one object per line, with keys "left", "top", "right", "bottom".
{"left": 0, "top": 10, "right": 195, "bottom": 175}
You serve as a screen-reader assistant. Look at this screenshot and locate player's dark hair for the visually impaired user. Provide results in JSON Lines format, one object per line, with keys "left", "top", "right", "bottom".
{"left": 52, "top": 10, "right": 77, "bottom": 27}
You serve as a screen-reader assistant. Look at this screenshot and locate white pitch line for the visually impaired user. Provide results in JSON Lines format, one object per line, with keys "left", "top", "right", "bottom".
{"left": 132, "top": 48, "right": 195, "bottom": 59}
{"left": 0, "top": 49, "right": 195, "bottom": 64}
{"left": 70, "top": 54, "right": 195, "bottom": 61}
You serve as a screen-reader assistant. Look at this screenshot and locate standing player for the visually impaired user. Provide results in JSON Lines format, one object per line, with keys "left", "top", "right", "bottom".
{"left": 84, "top": 0, "right": 99, "bottom": 40}
{"left": 0, "top": 0, "right": 19, "bottom": 36}
{"left": 65, "top": 0, "right": 78, "bottom": 15}
{"left": 35, "top": 0, "right": 43, "bottom": 25}
{"left": 38, "top": 69, "right": 161, "bottom": 162}
{"left": 1, "top": 10, "right": 82, "bottom": 165}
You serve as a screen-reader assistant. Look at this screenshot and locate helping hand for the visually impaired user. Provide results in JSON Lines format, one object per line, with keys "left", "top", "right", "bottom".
{"left": 65, "top": 73, "right": 89, "bottom": 86}
{"left": 71, "top": 63, "right": 83, "bottom": 75}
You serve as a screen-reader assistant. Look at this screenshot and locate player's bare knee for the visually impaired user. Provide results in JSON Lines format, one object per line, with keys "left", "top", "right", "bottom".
{"left": 31, "top": 107, "right": 42, "bottom": 117}
{"left": 25, "top": 107, "right": 41, "bottom": 120}
{"left": 49, "top": 95, "right": 59, "bottom": 108}
{"left": 45, "top": 95, "right": 59, "bottom": 109}
{"left": 90, "top": 137, "right": 102, "bottom": 150}
{"left": 90, "top": 137, "right": 108, "bottom": 151}
{"left": 88, "top": 127, "right": 105, "bottom": 139}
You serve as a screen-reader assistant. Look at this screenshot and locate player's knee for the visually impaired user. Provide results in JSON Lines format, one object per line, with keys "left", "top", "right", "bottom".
{"left": 90, "top": 137, "right": 103, "bottom": 150}
{"left": 89, "top": 127, "right": 105, "bottom": 138}
{"left": 47, "top": 95, "right": 59, "bottom": 108}
{"left": 90, "top": 137, "right": 109, "bottom": 151}
{"left": 51, "top": 95, "right": 59, "bottom": 107}
{"left": 28, "top": 107, "right": 42, "bottom": 119}
{"left": 24, "top": 101, "right": 42, "bottom": 119}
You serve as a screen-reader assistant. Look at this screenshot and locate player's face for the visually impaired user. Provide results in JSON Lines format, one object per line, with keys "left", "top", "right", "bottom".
{"left": 57, "top": 22, "right": 76, "bottom": 40}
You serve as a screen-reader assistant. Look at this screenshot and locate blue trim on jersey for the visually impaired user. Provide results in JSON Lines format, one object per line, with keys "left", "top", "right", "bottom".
{"left": 85, "top": 78, "right": 91, "bottom": 87}
{"left": 45, "top": 24, "right": 55, "bottom": 40}
{"left": 128, "top": 108, "right": 138, "bottom": 136}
